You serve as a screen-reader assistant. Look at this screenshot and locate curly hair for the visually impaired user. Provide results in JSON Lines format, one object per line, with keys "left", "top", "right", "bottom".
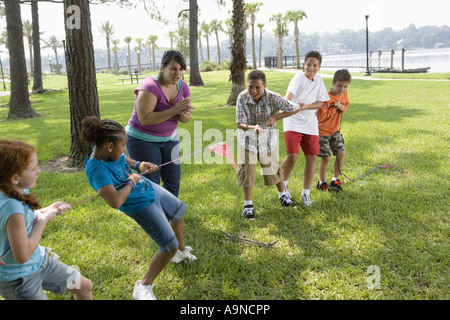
{"left": 304, "top": 50, "right": 323, "bottom": 65}
{"left": 81, "top": 116, "right": 125, "bottom": 148}
{"left": 247, "top": 69, "right": 266, "bottom": 84}
{"left": 0, "top": 140, "right": 41, "bottom": 210}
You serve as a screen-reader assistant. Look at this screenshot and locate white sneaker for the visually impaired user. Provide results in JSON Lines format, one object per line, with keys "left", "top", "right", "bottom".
{"left": 171, "top": 247, "right": 197, "bottom": 263}
{"left": 132, "top": 280, "right": 157, "bottom": 300}
{"left": 301, "top": 193, "right": 313, "bottom": 206}
{"left": 285, "top": 185, "right": 292, "bottom": 199}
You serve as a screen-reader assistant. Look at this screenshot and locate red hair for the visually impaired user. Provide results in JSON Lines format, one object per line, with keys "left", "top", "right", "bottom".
{"left": 0, "top": 140, "right": 41, "bottom": 210}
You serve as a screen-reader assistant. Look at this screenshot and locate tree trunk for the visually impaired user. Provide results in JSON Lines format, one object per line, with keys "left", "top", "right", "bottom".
{"left": 215, "top": 31, "right": 221, "bottom": 64}
{"left": 64, "top": 0, "right": 100, "bottom": 167}
{"left": 258, "top": 28, "right": 262, "bottom": 68}
{"left": 31, "top": 0, "right": 44, "bottom": 93}
{"left": 106, "top": 36, "right": 111, "bottom": 71}
{"left": 251, "top": 16, "right": 256, "bottom": 69}
{"left": 28, "top": 39, "right": 33, "bottom": 75}
{"left": 227, "top": 0, "right": 246, "bottom": 106}
{"left": 189, "top": 0, "right": 203, "bottom": 86}
{"left": 277, "top": 35, "right": 283, "bottom": 69}
{"left": 295, "top": 24, "right": 300, "bottom": 69}
{"left": 4, "top": 0, "right": 39, "bottom": 120}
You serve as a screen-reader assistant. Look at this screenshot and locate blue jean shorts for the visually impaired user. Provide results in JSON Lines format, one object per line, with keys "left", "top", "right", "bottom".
{"left": 0, "top": 251, "right": 80, "bottom": 300}
{"left": 126, "top": 134, "right": 181, "bottom": 197}
{"left": 131, "top": 182, "right": 187, "bottom": 253}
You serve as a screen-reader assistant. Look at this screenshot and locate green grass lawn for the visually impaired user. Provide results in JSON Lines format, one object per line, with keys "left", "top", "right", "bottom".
{"left": 0, "top": 70, "right": 449, "bottom": 300}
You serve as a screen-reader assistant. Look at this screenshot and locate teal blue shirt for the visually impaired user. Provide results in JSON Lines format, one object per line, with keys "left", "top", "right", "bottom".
{"left": 84, "top": 151, "right": 156, "bottom": 215}
{"left": 0, "top": 190, "right": 45, "bottom": 282}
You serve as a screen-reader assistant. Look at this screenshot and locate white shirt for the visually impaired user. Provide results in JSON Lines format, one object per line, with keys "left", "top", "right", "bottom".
{"left": 283, "top": 72, "right": 329, "bottom": 136}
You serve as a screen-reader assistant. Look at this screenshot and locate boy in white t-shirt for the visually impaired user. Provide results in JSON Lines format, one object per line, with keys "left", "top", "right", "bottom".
{"left": 281, "top": 51, "right": 329, "bottom": 206}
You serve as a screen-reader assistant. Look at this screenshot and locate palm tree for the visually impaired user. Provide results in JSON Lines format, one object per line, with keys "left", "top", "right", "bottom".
{"left": 23, "top": 20, "right": 33, "bottom": 74}
{"left": 167, "top": 31, "right": 175, "bottom": 49}
{"left": 124, "top": 36, "right": 132, "bottom": 74}
{"left": 147, "top": 35, "right": 158, "bottom": 72}
{"left": 201, "top": 22, "right": 211, "bottom": 61}
{"left": 111, "top": 39, "right": 120, "bottom": 74}
{"left": 245, "top": 2, "right": 262, "bottom": 69}
{"left": 135, "top": 38, "right": 143, "bottom": 73}
{"left": 210, "top": 19, "right": 223, "bottom": 63}
{"left": 285, "top": 10, "right": 307, "bottom": 69}
{"left": 224, "top": 18, "right": 233, "bottom": 50}
{"left": 227, "top": 0, "right": 246, "bottom": 106}
{"left": 270, "top": 13, "right": 289, "bottom": 69}
{"left": 176, "top": 16, "right": 189, "bottom": 58}
{"left": 257, "top": 23, "right": 264, "bottom": 68}
{"left": 98, "top": 21, "right": 116, "bottom": 71}
{"left": 198, "top": 29, "right": 204, "bottom": 63}
{"left": 43, "top": 35, "right": 62, "bottom": 65}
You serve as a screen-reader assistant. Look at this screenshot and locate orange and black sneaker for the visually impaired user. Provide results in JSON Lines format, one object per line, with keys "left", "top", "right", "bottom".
{"left": 329, "top": 179, "right": 343, "bottom": 192}
{"left": 316, "top": 181, "right": 329, "bottom": 191}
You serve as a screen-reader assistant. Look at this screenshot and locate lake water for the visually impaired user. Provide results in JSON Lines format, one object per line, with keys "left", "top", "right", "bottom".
{"left": 320, "top": 48, "right": 450, "bottom": 73}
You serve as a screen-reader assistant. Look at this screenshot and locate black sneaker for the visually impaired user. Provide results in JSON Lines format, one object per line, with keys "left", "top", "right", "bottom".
{"left": 329, "top": 179, "right": 343, "bottom": 192}
{"left": 316, "top": 181, "right": 329, "bottom": 191}
{"left": 280, "top": 194, "right": 295, "bottom": 208}
{"left": 242, "top": 205, "right": 255, "bottom": 220}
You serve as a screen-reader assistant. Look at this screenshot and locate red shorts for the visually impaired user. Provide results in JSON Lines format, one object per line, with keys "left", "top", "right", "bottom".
{"left": 284, "top": 131, "right": 319, "bottom": 155}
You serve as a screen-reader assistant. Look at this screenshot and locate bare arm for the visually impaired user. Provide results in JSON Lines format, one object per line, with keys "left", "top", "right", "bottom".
{"left": 266, "top": 108, "right": 300, "bottom": 127}
{"left": 136, "top": 91, "right": 191, "bottom": 126}
{"left": 238, "top": 122, "right": 263, "bottom": 133}
{"left": 6, "top": 202, "right": 70, "bottom": 264}
{"left": 298, "top": 100, "right": 325, "bottom": 111}
{"left": 97, "top": 183, "right": 134, "bottom": 210}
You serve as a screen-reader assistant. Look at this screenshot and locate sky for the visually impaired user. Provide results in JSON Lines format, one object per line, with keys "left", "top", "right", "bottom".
{"left": 14, "top": 0, "right": 450, "bottom": 54}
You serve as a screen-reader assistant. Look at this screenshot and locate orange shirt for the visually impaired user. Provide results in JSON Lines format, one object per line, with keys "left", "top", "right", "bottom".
{"left": 317, "top": 90, "right": 349, "bottom": 136}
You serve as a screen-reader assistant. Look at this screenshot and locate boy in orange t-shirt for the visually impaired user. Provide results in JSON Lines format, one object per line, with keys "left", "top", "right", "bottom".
{"left": 316, "top": 69, "right": 352, "bottom": 192}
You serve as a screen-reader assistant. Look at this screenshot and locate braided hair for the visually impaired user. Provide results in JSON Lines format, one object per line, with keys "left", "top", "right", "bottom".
{"left": 0, "top": 140, "right": 41, "bottom": 210}
{"left": 81, "top": 116, "right": 125, "bottom": 148}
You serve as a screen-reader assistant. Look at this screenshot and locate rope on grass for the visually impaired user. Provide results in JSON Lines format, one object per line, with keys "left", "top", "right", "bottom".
{"left": 221, "top": 230, "right": 278, "bottom": 248}
{"left": 336, "top": 115, "right": 409, "bottom": 184}
{"left": 341, "top": 162, "right": 410, "bottom": 184}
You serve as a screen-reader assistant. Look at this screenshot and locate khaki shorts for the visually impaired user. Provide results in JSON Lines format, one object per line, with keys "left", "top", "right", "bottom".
{"left": 319, "top": 131, "right": 345, "bottom": 157}
{"left": 236, "top": 146, "right": 283, "bottom": 187}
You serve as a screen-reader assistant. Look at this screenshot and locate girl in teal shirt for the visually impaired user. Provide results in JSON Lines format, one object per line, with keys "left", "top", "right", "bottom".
{"left": 0, "top": 140, "right": 93, "bottom": 300}
{"left": 81, "top": 116, "right": 196, "bottom": 300}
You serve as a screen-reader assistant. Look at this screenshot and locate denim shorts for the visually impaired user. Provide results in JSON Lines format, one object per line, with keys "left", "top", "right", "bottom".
{"left": 0, "top": 252, "right": 80, "bottom": 300}
{"left": 126, "top": 134, "right": 181, "bottom": 197}
{"left": 131, "top": 182, "right": 187, "bottom": 253}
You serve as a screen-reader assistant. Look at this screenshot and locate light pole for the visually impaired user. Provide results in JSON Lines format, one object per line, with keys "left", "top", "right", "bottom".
{"left": 365, "top": 15, "right": 371, "bottom": 76}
